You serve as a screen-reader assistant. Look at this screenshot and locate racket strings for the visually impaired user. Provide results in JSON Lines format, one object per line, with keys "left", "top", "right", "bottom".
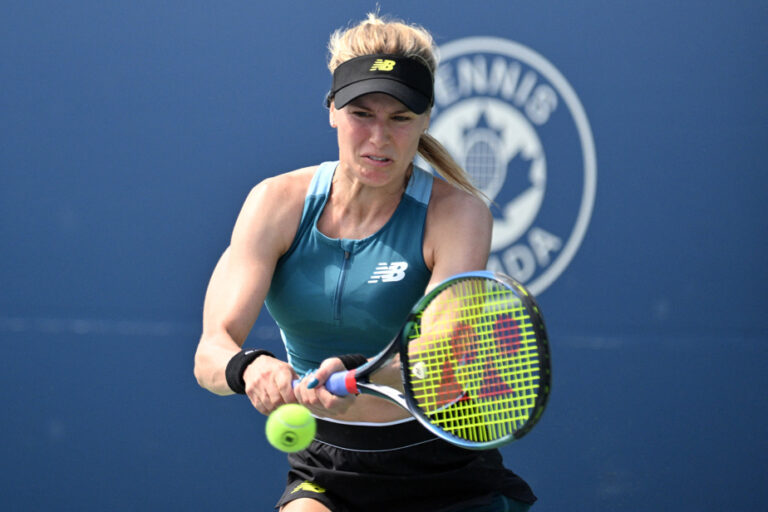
{"left": 406, "top": 278, "right": 542, "bottom": 443}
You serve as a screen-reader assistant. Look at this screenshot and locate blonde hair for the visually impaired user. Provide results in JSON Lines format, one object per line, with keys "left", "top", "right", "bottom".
{"left": 328, "top": 13, "right": 483, "bottom": 200}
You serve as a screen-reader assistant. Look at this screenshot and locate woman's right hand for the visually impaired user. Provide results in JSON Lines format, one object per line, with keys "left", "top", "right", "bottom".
{"left": 243, "top": 355, "right": 298, "bottom": 415}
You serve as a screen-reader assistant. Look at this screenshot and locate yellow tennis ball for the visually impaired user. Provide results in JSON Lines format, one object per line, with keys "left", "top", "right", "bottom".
{"left": 265, "top": 404, "right": 316, "bottom": 453}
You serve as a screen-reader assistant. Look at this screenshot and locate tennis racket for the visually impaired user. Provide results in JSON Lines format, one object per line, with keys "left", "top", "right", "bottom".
{"left": 297, "top": 270, "right": 551, "bottom": 450}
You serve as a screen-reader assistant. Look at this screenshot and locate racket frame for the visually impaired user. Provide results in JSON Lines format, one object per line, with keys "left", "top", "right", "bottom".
{"left": 321, "top": 270, "right": 551, "bottom": 450}
{"left": 399, "top": 270, "right": 552, "bottom": 450}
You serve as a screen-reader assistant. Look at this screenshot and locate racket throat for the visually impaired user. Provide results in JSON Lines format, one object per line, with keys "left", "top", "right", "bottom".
{"left": 357, "top": 381, "right": 408, "bottom": 406}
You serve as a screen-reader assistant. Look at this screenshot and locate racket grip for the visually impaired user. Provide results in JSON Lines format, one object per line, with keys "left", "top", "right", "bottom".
{"left": 325, "top": 371, "right": 352, "bottom": 396}
{"left": 291, "top": 370, "right": 355, "bottom": 396}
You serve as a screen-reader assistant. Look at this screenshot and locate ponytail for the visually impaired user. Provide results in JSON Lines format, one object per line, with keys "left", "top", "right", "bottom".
{"left": 418, "top": 133, "right": 487, "bottom": 202}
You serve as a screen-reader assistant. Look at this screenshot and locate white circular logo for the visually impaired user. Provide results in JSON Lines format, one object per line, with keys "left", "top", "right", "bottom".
{"left": 426, "top": 37, "right": 597, "bottom": 295}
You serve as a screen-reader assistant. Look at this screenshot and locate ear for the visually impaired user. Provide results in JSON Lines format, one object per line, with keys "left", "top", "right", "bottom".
{"left": 329, "top": 103, "right": 337, "bottom": 128}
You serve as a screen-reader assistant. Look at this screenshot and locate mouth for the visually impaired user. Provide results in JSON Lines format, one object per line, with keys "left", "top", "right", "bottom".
{"left": 364, "top": 155, "right": 392, "bottom": 164}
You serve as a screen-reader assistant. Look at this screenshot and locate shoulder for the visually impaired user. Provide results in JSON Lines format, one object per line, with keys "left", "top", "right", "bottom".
{"left": 240, "top": 165, "right": 317, "bottom": 218}
{"left": 246, "top": 165, "right": 317, "bottom": 203}
{"left": 232, "top": 165, "right": 319, "bottom": 255}
{"left": 423, "top": 179, "right": 493, "bottom": 275}
{"left": 427, "top": 178, "right": 492, "bottom": 225}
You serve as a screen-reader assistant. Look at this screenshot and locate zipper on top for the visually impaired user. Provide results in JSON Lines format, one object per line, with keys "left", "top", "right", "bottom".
{"left": 333, "top": 250, "right": 351, "bottom": 323}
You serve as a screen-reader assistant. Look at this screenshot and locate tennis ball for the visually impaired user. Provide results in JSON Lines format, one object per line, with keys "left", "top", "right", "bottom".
{"left": 265, "top": 404, "right": 316, "bottom": 453}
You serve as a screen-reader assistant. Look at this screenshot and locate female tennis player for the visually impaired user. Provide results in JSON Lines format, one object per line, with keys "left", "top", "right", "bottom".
{"left": 194, "top": 12, "right": 536, "bottom": 512}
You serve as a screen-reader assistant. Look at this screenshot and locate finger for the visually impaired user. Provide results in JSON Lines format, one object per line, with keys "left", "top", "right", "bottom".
{"left": 247, "top": 376, "right": 285, "bottom": 414}
{"left": 300, "top": 368, "right": 320, "bottom": 390}
{"left": 246, "top": 387, "right": 269, "bottom": 415}
{"left": 265, "top": 370, "right": 295, "bottom": 411}
{"left": 314, "top": 387, "right": 355, "bottom": 412}
{"left": 275, "top": 369, "right": 299, "bottom": 404}
{"left": 294, "top": 374, "right": 323, "bottom": 408}
{"left": 291, "top": 370, "right": 316, "bottom": 402}
{"left": 311, "top": 358, "right": 346, "bottom": 389}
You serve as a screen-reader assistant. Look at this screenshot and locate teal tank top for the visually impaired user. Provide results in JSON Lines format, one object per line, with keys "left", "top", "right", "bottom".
{"left": 265, "top": 161, "right": 433, "bottom": 374}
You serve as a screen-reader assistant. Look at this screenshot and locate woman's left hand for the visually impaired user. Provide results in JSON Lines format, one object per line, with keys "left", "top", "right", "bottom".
{"left": 293, "top": 357, "right": 356, "bottom": 417}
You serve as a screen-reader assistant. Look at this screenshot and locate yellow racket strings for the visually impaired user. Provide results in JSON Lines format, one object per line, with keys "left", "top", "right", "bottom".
{"left": 407, "top": 278, "right": 541, "bottom": 443}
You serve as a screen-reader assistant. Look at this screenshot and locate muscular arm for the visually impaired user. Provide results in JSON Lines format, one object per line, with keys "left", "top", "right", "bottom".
{"left": 193, "top": 171, "right": 309, "bottom": 407}
{"left": 424, "top": 181, "right": 493, "bottom": 289}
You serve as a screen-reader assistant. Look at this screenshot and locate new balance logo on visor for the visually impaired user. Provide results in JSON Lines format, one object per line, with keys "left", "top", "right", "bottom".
{"left": 290, "top": 481, "right": 326, "bottom": 494}
{"left": 368, "top": 262, "right": 408, "bottom": 283}
{"left": 369, "top": 59, "right": 396, "bottom": 72}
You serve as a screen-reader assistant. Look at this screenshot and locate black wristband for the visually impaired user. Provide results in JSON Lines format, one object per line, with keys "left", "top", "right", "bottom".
{"left": 337, "top": 353, "right": 367, "bottom": 370}
{"left": 225, "top": 349, "right": 275, "bottom": 394}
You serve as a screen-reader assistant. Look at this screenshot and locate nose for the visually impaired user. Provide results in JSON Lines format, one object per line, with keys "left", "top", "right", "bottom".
{"left": 368, "top": 119, "right": 391, "bottom": 147}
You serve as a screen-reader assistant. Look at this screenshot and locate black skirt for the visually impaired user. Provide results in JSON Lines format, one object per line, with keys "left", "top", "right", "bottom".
{"left": 275, "top": 418, "right": 536, "bottom": 512}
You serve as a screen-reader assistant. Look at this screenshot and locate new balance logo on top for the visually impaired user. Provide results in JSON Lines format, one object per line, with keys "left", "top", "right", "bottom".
{"left": 368, "top": 262, "right": 408, "bottom": 283}
{"left": 369, "top": 59, "right": 396, "bottom": 72}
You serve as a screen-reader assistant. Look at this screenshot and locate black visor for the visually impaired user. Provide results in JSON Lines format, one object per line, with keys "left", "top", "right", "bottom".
{"left": 327, "top": 54, "right": 434, "bottom": 114}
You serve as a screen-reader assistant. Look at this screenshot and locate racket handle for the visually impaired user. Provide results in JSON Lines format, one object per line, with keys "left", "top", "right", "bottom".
{"left": 291, "top": 370, "right": 355, "bottom": 396}
{"left": 325, "top": 371, "right": 352, "bottom": 396}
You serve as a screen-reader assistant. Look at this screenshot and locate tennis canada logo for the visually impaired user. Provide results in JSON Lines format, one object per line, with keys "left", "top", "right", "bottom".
{"left": 425, "top": 37, "right": 597, "bottom": 295}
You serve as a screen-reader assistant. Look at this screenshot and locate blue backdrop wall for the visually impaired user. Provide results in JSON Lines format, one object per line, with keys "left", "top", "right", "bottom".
{"left": 2, "top": 1, "right": 766, "bottom": 511}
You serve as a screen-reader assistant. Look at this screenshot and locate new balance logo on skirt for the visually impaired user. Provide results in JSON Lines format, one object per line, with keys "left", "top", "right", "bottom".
{"left": 368, "top": 262, "right": 408, "bottom": 283}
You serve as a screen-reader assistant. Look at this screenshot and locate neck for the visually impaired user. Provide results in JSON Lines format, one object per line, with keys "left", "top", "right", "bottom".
{"left": 318, "top": 165, "right": 412, "bottom": 240}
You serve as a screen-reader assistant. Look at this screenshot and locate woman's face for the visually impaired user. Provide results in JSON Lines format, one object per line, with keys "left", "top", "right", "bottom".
{"left": 331, "top": 93, "right": 430, "bottom": 188}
